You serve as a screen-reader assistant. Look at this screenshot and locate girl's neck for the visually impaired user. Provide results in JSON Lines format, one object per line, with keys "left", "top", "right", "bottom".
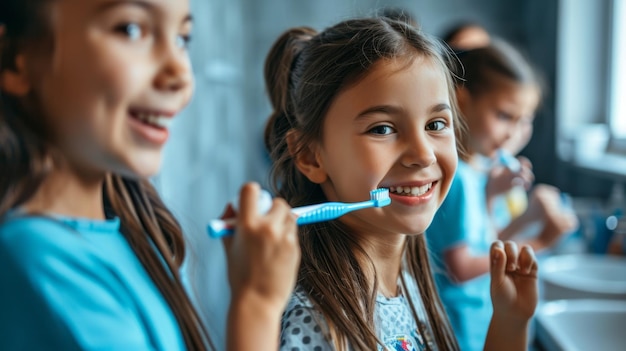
{"left": 23, "top": 161, "right": 106, "bottom": 220}
{"left": 358, "top": 234, "right": 405, "bottom": 298}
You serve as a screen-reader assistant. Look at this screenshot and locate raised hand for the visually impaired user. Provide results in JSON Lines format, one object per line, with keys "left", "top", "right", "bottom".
{"left": 489, "top": 240, "right": 538, "bottom": 322}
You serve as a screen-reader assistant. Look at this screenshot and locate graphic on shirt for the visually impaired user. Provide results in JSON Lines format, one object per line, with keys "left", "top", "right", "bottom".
{"left": 385, "top": 334, "right": 417, "bottom": 351}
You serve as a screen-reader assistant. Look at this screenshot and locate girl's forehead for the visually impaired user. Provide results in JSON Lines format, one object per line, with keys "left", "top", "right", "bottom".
{"left": 52, "top": 0, "right": 191, "bottom": 19}
{"left": 349, "top": 55, "right": 443, "bottom": 87}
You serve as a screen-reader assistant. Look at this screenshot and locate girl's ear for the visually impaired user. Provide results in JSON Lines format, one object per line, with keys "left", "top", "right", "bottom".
{"left": 286, "top": 129, "right": 328, "bottom": 184}
{"left": 1, "top": 54, "right": 31, "bottom": 96}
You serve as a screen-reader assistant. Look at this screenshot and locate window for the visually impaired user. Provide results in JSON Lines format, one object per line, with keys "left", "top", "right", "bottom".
{"left": 610, "top": 0, "right": 626, "bottom": 140}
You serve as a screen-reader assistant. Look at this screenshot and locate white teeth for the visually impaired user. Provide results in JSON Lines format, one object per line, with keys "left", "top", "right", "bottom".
{"left": 135, "top": 113, "right": 172, "bottom": 129}
{"left": 390, "top": 183, "right": 433, "bottom": 197}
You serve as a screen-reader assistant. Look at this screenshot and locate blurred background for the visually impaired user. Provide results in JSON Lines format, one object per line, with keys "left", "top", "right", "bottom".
{"left": 150, "top": 0, "right": 625, "bottom": 349}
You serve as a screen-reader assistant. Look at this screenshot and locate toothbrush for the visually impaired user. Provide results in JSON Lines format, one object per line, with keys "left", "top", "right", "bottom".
{"left": 207, "top": 188, "right": 391, "bottom": 238}
{"left": 497, "top": 149, "right": 521, "bottom": 173}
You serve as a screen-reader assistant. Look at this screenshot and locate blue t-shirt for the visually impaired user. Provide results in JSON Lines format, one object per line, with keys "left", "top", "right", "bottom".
{"left": 280, "top": 273, "right": 435, "bottom": 351}
{"left": 426, "top": 161, "right": 495, "bottom": 351}
{"left": 0, "top": 214, "right": 186, "bottom": 350}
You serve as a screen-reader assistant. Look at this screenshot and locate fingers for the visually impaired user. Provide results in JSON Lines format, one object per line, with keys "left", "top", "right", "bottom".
{"left": 517, "top": 245, "right": 538, "bottom": 276}
{"left": 235, "top": 183, "right": 297, "bottom": 243}
{"left": 490, "top": 240, "right": 506, "bottom": 284}
{"left": 504, "top": 240, "right": 519, "bottom": 272}
{"left": 517, "top": 156, "right": 533, "bottom": 170}
{"left": 491, "top": 240, "right": 538, "bottom": 280}
{"left": 515, "top": 159, "right": 535, "bottom": 189}
{"left": 238, "top": 182, "right": 261, "bottom": 225}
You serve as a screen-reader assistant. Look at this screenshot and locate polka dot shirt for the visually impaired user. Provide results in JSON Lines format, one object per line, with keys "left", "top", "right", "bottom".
{"left": 280, "top": 275, "right": 434, "bottom": 351}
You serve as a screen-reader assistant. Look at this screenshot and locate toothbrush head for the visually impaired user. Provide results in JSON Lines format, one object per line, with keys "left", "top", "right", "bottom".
{"left": 370, "top": 188, "right": 391, "bottom": 207}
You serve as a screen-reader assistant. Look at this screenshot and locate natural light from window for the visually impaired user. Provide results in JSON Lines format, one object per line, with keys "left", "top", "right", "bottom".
{"left": 611, "top": 0, "right": 626, "bottom": 138}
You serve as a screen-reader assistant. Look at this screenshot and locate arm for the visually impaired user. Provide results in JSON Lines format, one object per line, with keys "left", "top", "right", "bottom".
{"left": 221, "top": 183, "right": 300, "bottom": 351}
{"left": 498, "top": 184, "right": 578, "bottom": 251}
{"left": 432, "top": 171, "right": 490, "bottom": 283}
{"left": 227, "top": 291, "right": 283, "bottom": 351}
{"left": 443, "top": 244, "right": 491, "bottom": 283}
{"left": 484, "top": 241, "right": 538, "bottom": 351}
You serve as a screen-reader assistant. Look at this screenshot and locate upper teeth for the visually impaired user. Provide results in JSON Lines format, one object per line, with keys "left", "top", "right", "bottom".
{"left": 390, "top": 183, "right": 432, "bottom": 196}
{"left": 135, "top": 113, "right": 172, "bottom": 129}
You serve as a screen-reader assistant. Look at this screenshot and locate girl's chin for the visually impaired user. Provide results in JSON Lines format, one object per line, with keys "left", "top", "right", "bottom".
{"left": 119, "top": 156, "right": 162, "bottom": 179}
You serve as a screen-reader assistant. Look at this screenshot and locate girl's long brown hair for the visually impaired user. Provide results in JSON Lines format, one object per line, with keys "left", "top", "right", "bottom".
{"left": 264, "top": 17, "right": 461, "bottom": 351}
{"left": 0, "top": 1, "right": 212, "bottom": 349}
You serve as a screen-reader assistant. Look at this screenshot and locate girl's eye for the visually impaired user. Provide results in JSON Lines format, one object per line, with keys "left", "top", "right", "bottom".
{"left": 115, "top": 23, "right": 143, "bottom": 40}
{"left": 176, "top": 34, "right": 191, "bottom": 49}
{"left": 426, "top": 120, "right": 446, "bottom": 131}
{"left": 368, "top": 125, "right": 395, "bottom": 135}
{"left": 497, "top": 112, "right": 513, "bottom": 121}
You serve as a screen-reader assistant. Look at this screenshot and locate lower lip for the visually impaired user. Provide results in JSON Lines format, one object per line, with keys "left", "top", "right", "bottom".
{"left": 389, "top": 183, "right": 437, "bottom": 206}
{"left": 128, "top": 115, "right": 170, "bottom": 145}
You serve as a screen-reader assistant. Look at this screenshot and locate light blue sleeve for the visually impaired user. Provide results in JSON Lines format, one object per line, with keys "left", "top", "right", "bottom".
{"left": 426, "top": 172, "right": 469, "bottom": 254}
{"left": 280, "top": 290, "right": 333, "bottom": 351}
{"left": 0, "top": 218, "right": 155, "bottom": 350}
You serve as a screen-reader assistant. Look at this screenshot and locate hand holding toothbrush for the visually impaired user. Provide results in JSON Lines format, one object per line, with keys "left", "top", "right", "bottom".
{"left": 487, "top": 150, "right": 535, "bottom": 198}
{"left": 222, "top": 183, "right": 300, "bottom": 351}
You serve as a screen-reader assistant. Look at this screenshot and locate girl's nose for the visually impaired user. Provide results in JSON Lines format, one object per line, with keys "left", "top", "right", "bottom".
{"left": 154, "top": 44, "right": 192, "bottom": 92}
{"left": 401, "top": 133, "right": 437, "bottom": 168}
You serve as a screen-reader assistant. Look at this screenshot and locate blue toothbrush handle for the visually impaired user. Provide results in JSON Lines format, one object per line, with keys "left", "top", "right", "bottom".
{"left": 296, "top": 202, "right": 372, "bottom": 225}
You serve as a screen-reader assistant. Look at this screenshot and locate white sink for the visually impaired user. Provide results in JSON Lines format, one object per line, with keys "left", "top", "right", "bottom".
{"left": 535, "top": 299, "right": 626, "bottom": 351}
{"left": 540, "top": 254, "right": 626, "bottom": 300}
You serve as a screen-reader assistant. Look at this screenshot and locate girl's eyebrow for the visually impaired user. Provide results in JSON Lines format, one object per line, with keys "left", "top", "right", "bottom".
{"left": 355, "top": 103, "right": 451, "bottom": 120}
{"left": 95, "top": 0, "right": 193, "bottom": 24}
{"left": 95, "top": 0, "right": 153, "bottom": 13}
{"left": 355, "top": 105, "right": 403, "bottom": 120}
{"left": 430, "top": 103, "right": 451, "bottom": 113}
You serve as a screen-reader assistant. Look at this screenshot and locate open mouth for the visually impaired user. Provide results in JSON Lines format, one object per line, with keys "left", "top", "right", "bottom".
{"left": 389, "top": 182, "right": 437, "bottom": 197}
{"left": 129, "top": 110, "right": 173, "bottom": 130}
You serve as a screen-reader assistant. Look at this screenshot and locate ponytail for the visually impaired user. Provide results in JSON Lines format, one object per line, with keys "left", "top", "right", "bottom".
{"left": 263, "top": 27, "right": 324, "bottom": 206}
{"left": 263, "top": 27, "right": 316, "bottom": 156}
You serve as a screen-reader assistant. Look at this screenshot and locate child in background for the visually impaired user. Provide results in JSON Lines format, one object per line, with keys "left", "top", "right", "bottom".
{"left": 441, "top": 22, "right": 491, "bottom": 51}
{"left": 0, "top": 1, "right": 299, "bottom": 350}
{"left": 264, "top": 18, "right": 539, "bottom": 351}
{"left": 426, "top": 39, "right": 578, "bottom": 351}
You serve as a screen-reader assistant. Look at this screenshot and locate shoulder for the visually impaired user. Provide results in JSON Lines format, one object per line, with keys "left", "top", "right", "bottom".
{"left": 0, "top": 216, "right": 90, "bottom": 264}
{"left": 0, "top": 217, "right": 98, "bottom": 349}
{"left": 0, "top": 216, "right": 157, "bottom": 349}
{"left": 280, "top": 287, "right": 333, "bottom": 350}
{"left": 0, "top": 216, "right": 101, "bottom": 276}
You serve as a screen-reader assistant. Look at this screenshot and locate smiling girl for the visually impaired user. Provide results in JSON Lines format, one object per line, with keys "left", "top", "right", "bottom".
{"left": 264, "top": 18, "right": 538, "bottom": 351}
{"left": 0, "top": 1, "right": 298, "bottom": 350}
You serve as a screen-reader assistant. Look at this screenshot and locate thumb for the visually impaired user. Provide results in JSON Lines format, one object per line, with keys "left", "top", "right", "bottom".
{"left": 490, "top": 240, "right": 506, "bottom": 285}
